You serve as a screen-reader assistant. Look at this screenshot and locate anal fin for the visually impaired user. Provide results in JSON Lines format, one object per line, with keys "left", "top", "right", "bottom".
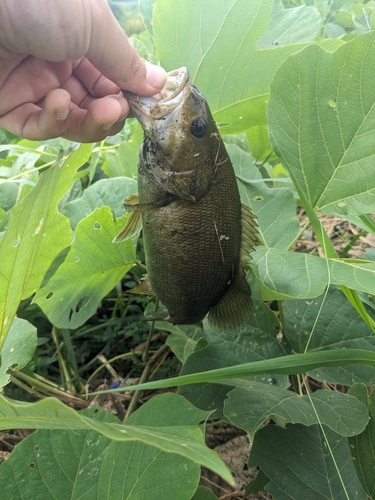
{"left": 208, "top": 271, "right": 252, "bottom": 332}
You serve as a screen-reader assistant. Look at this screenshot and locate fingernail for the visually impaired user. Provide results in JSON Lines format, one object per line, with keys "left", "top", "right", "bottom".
{"left": 102, "top": 120, "right": 117, "bottom": 131}
{"left": 55, "top": 103, "right": 69, "bottom": 121}
{"left": 145, "top": 62, "right": 167, "bottom": 90}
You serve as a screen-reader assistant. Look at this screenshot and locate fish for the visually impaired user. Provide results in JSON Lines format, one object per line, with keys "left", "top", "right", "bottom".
{"left": 115, "top": 67, "right": 259, "bottom": 331}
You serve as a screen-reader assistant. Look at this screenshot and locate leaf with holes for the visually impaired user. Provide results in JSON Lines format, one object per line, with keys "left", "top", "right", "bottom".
{"left": 0, "top": 317, "right": 37, "bottom": 388}
{"left": 34, "top": 207, "right": 136, "bottom": 329}
{"left": 0, "top": 144, "right": 92, "bottom": 346}
{"left": 224, "top": 383, "right": 368, "bottom": 443}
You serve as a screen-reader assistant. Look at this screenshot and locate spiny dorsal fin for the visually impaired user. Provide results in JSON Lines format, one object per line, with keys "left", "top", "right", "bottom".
{"left": 241, "top": 204, "right": 260, "bottom": 266}
{"left": 129, "top": 275, "right": 156, "bottom": 296}
{"left": 113, "top": 210, "right": 142, "bottom": 243}
{"left": 207, "top": 271, "right": 252, "bottom": 332}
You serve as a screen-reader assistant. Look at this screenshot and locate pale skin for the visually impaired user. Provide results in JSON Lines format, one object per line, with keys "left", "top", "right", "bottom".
{"left": 0, "top": 0, "right": 167, "bottom": 142}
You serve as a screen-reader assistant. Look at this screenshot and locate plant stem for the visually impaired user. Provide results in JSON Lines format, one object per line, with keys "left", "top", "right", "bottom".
{"left": 125, "top": 342, "right": 170, "bottom": 419}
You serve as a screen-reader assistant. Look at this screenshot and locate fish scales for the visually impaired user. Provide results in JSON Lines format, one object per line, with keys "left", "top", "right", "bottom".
{"left": 116, "top": 67, "right": 259, "bottom": 330}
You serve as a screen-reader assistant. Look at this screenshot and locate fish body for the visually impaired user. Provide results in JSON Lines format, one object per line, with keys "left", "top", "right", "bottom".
{"left": 116, "top": 68, "right": 258, "bottom": 330}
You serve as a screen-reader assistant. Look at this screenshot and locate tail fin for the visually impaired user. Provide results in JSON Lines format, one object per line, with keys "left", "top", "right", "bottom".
{"left": 208, "top": 271, "right": 252, "bottom": 332}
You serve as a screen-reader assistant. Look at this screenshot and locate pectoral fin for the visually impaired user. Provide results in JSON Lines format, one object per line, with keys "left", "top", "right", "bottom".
{"left": 208, "top": 271, "right": 252, "bottom": 332}
{"left": 129, "top": 275, "right": 156, "bottom": 296}
{"left": 113, "top": 210, "right": 142, "bottom": 242}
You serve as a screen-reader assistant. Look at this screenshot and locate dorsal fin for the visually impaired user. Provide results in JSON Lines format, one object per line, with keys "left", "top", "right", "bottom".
{"left": 240, "top": 204, "right": 260, "bottom": 266}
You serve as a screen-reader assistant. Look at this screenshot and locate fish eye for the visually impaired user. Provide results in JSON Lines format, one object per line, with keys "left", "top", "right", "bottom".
{"left": 190, "top": 118, "right": 207, "bottom": 138}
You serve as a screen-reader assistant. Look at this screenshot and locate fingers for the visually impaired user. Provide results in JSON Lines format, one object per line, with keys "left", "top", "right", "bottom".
{"left": 0, "top": 88, "right": 128, "bottom": 142}
{"left": 85, "top": 1, "right": 167, "bottom": 95}
{"left": 63, "top": 95, "right": 128, "bottom": 142}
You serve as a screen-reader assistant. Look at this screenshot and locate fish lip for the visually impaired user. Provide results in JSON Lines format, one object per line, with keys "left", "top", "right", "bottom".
{"left": 123, "top": 67, "right": 191, "bottom": 121}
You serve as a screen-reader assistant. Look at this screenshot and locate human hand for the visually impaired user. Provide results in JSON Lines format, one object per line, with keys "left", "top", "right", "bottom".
{"left": 0, "top": 0, "right": 166, "bottom": 142}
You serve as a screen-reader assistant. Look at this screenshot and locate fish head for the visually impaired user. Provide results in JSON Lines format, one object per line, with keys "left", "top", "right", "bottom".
{"left": 123, "top": 67, "right": 221, "bottom": 202}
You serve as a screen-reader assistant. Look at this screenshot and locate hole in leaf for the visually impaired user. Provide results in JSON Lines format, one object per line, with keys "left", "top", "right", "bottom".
{"left": 29, "top": 463, "right": 35, "bottom": 468}
{"left": 93, "top": 222, "right": 101, "bottom": 230}
{"left": 74, "top": 256, "right": 80, "bottom": 263}
{"left": 46, "top": 292, "right": 54, "bottom": 300}
{"left": 76, "top": 296, "right": 90, "bottom": 312}
{"left": 34, "top": 446, "right": 40, "bottom": 451}
{"left": 254, "top": 196, "right": 263, "bottom": 201}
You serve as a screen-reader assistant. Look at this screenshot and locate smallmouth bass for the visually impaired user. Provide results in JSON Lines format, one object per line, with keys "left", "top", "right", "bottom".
{"left": 115, "top": 67, "right": 259, "bottom": 331}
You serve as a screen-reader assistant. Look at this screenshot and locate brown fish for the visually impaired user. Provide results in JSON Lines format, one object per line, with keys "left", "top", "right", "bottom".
{"left": 115, "top": 67, "right": 259, "bottom": 330}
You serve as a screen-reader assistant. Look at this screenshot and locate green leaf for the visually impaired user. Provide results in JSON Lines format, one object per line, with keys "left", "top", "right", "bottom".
{"left": 158, "top": 322, "right": 206, "bottom": 363}
{"left": 34, "top": 207, "right": 136, "bottom": 329}
{"left": 153, "top": 0, "right": 325, "bottom": 134}
{"left": 284, "top": 286, "right": 375, "bottom": 385}
{"left": 252, "top": 247, "right": 329, "bottom": 300}
{"left": 102, "top": 122, "right": 143, "bottom": 179}
{"left": 249, "top": 424, "right": 367, "bottom": 499}
{"left": 98, "top": 393, "right": 206, "bottom": 499}
{"left": 268, "top": 31, "right": 375, "bottom": 216}
{"left": 230, "top": 144, "right": 300, "bottom": 249}
{"left": 257, "top": 5, "right": 322, "bottom": 48}
{"left": 91, "top": 349, "right": 375, "bottom": 396}
{"left": 0, "top": 405, "right": 115, "bottom": 500}
{"left": 224, "top": 383, "right": 368, "bottom": 442}
{"left": 61, "top": 177, "right": 137, "bottom": 229}
{"left": 253, "top": 247, "right": 375, "bottom": 301}
{"left": 348, "top": 383, "right": 375, "bottom": 499}
{"left": 191, "top": 486, "right": 218, "bottom": 500}
{"left": 0, "top": 393, "right": 233, "bottom": 487}
{"left": 0, "top": 317, "right": 37, "bottom": 388}
{"left": 139, "top": 0, "right": 156, "bottom": 35}
{"left": 0, "top": 144, "right": 92, "bottom": 346}
{"left": 177, "top": 301, "right": 289, "bottom": 415}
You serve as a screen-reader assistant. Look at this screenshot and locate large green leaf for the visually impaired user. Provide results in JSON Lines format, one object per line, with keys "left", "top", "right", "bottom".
{"left": 97, "top": 393, "right": 204, "bottom": 499}
{"left": 257, "top": 5, "right": 322, "bottom": 48}
{"left": 284, "top": 286, "right": 375, "bottom": 385}
{"left": 253, "top": 247, "right": 375, "bottom": 301}
{"left": 229, "top": 144, "right": 300, "bottom": 249}
{"left": 224, "top": 383, "right": 368, "bottom": 442}
{"left": 0, "top": 393, "right": 232, "bottom": 485}
{"left": 0, "top": 145, "right": 92, "bottom": 345}
{"left": 252, "top": 247, "right": 328, "bottom": 300}
{"left": 0, "top": 396, "right": 208, "bottom": 499}
{"left": 153, "top": 0, "right": 326, "bottom": 134}
{"left": 61, "top": 177, "right": 137, "bottom": 229}
{"left": 268, "top": 31, "right": 375, "bottom": 216}
{"left": 91, "top": 349, "right": 375, "bottom": 396}
{"left": 34, "top": 207, "right": 136, "bottom": 329}
{"left": 249, "top": 424, "right": 367, "bottom": 499}
{"left": 177, "top": 301, "right": 289, "bottom": 415}
{"left": 348, "top": 383, "right": 375, "bottom": 499}
{"left": 0, "top": 317, "right": 37, "bottom": 388}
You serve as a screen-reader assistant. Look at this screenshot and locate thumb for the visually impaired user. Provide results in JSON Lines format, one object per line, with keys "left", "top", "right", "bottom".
{"left": 86, "top": 1, "right": 166, "bottom": 95}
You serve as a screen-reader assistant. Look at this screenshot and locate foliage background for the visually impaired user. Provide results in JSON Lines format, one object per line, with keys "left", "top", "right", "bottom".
{"left": 1, "top": 0, "right": 375, "bottom": 499}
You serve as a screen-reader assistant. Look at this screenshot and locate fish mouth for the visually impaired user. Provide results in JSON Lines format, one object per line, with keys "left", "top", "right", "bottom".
{"left": 123, "top": 67, "right": 191, "bottom": 123}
